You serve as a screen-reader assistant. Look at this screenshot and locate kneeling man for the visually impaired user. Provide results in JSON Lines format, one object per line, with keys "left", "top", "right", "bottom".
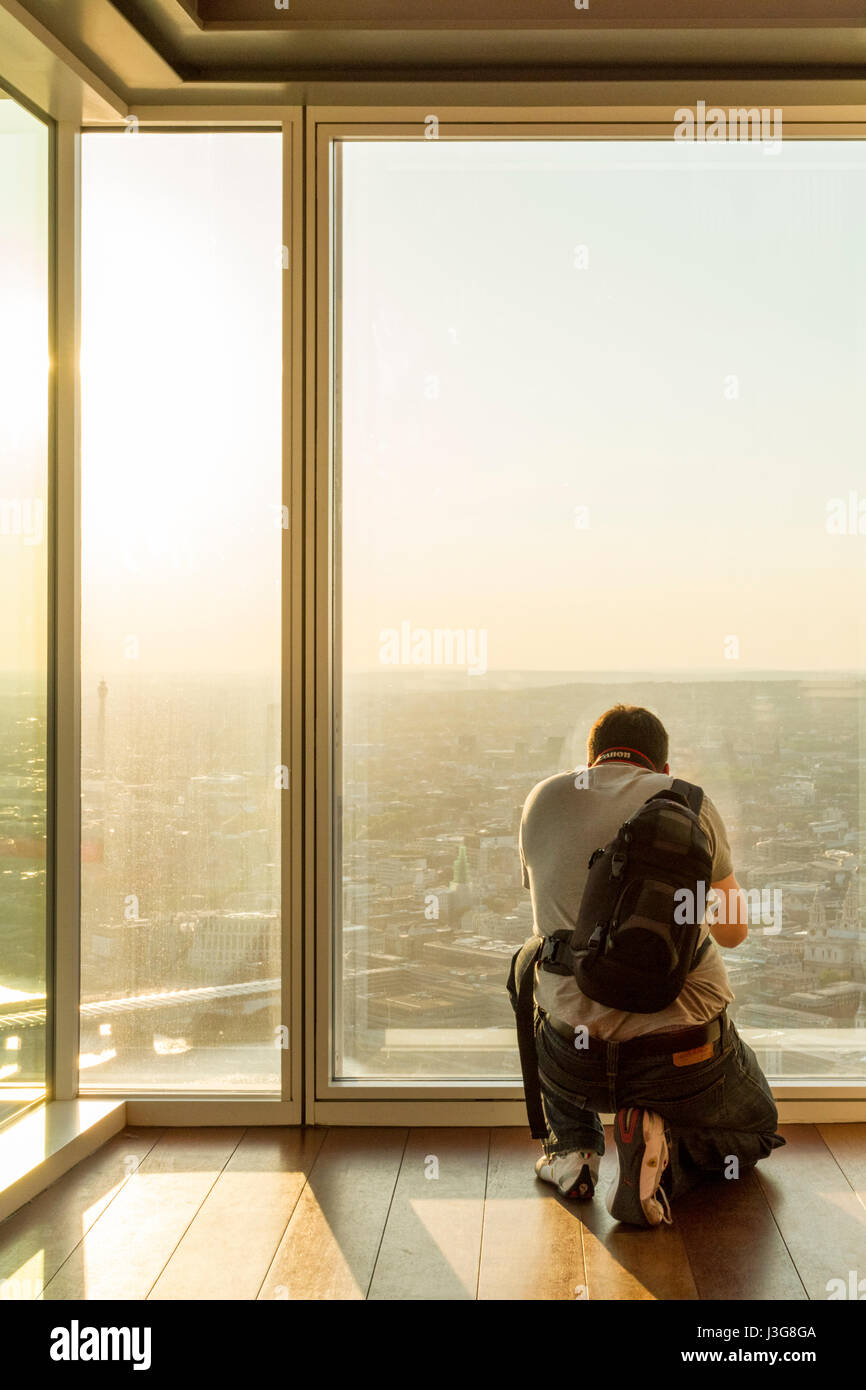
{"left": 513, "top": 703, "right": 784, "bottom": 1228}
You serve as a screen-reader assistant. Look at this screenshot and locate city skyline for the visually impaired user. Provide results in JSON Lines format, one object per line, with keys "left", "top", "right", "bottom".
{"left": 3, "top": 669, "right": 864, "bottom": 1091}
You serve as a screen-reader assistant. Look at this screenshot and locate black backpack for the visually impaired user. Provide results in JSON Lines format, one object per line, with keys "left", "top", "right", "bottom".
{"left": 539, "top": 779, "right": 714, "bottom": 1013}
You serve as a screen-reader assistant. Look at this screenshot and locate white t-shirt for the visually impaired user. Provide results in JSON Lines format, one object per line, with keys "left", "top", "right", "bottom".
{"left": 519, "top": 762, "right": 735, "bottom": 1040}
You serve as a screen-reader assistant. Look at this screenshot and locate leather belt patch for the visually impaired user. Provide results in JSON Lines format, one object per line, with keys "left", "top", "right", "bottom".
{"left": 672, "top": 1041, "right": 714, "bottom": 1067}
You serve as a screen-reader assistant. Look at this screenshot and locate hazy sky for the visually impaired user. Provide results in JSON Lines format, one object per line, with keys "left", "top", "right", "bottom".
{"left": 341, "top": 140, "right": 866, "bottom": 674}
{"left": 17, "top": 131, "right": 866, "bottom": 680}
{"left": 80, "top": 132, "right": 282, "bottom": 678}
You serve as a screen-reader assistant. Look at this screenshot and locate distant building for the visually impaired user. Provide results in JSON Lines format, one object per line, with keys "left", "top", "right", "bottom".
{"left": 737, "top": 1002, "right": 835, "bottom": 1029}
{"left": 186, "top": 910, "right": 279, "bottom": 982}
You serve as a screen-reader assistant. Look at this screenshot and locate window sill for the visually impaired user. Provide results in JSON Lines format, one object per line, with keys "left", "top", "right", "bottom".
{"left": 0, "top": 1099, "right": 126, "bottom": 1225}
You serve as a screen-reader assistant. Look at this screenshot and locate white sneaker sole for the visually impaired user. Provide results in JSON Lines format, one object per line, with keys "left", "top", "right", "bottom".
{"left": 605, "top": 1108, "right": 671, "bottom": 1227}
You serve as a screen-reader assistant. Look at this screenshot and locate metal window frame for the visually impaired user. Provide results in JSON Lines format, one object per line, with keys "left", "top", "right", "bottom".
{"left": 53, "top": 116, "right": 78, "bottom": 1105}
{"left": 62, "top": 108, "right": 306, "bottom": 1126}
{"left": 24, "top": 93, "right": 866, "bottom": 1127}
{"left": 0, "top": 76, "right": 55, "bottom": 1123}
{"left": 308, "top": 104, "right": 866, "bottom": 1124}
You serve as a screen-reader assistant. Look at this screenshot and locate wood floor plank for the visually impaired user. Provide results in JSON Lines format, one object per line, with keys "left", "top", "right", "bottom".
{"left": 367, "top": 1128, "right": 488, "bottom": 1301}
{"left": 40, "top": 1127, "right": 243, "bottom": 1300}
{"left": 13, "top": 1121, "right": 863, "bottom": 1303}
{"left": 148, "top": 1127, "right": 327, "bottom": 1300}
{"left": 755, "top": 1124, "right": 866, "bottom": 1300}
{"left": 257, "top": 1128, "right": 407, "bottom": 1301}
{"left": 477, "top": 1129, "right": 586, "bottom": 1301}
{"left": 579, "top": 1126, "right": 699, "bottom": 1301}
{"left": 674, "top": 1167, "right": 806, "bottom": 1301}
{"left": 0, "top": 1127, "right": 163, "bottom": 1300}
{"left": 816, "top": 1124, "right": 866, "bottom": 1206}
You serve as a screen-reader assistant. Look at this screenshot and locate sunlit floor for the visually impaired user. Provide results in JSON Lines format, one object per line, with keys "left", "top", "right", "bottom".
{"left": 0, "top": 1124, "right": 863, "bottom": 1300}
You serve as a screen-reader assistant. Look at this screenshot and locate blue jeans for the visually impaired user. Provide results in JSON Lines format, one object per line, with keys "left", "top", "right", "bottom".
{"left": 535, "top": 1008, "right": 785, "bottom": 1199}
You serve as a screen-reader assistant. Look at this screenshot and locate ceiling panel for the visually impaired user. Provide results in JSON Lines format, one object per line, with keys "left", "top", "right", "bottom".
{"left": 194, "top": 0, "right": 865, "bottom": 28}
{"left": 8, "top": 0, "right": 866, "bottom": 98}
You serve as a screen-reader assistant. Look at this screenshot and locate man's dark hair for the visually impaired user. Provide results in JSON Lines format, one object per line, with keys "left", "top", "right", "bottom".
{"left": 587, "top": 704, "right": 669, "bottom": 772}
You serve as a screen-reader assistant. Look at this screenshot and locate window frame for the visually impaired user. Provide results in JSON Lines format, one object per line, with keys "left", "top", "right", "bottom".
{"left": 60, "top": 110, "right": 306, "bottom": 1126}
{"left": 36, "top": 100, "right": 866, "bottom": 1125}
{"left": 309, "top": 106, "right": 866, "bottom": 1122}
{"left": 0, "top": 76, "right": 55, "bottom": 1128}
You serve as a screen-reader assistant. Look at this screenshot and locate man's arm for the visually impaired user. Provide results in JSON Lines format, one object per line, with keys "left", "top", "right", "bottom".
{"left": 708, "top": 871, "right": 749, "bottom": 948}
{"left": 695, "top": 790, "right": 747, "bottom": 947}
{"left": 518, "top": 814, "right": 529, "bottom": 889}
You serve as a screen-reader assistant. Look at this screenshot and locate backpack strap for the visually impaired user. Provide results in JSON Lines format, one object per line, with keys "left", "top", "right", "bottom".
{"left": 506, "top": 936, "right": 548, "bottom": 1140}
{"left": 669, "top": 778, "right": 704, "bottom": 816}
{"left": 670, "top": 780, "right": 714, "bottom": 975}
{"left": 691, "top": 933, "right": 713, "bottom": 969}
{"left": 539, "top": 929, "right": 574, "bottom": 974}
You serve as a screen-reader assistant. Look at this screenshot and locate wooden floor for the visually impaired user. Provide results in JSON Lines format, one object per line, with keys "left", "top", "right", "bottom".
{"left": 0, "top": 1123, "right": 864, "bottom": 1300}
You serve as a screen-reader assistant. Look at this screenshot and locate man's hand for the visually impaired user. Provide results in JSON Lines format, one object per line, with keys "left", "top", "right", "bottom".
{"left": 707, "top": 872, "right": 749, "bottom": 948}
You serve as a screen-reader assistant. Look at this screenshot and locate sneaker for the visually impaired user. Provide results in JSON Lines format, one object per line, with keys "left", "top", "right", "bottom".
{"left": 535, "top": 1149, "right": 600, "bottom": 1200}
{"left": 605, "top": 1107, "right": 673, "bottom": 1228}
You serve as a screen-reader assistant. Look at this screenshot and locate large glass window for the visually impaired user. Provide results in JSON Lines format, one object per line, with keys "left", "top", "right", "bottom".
{"left": 0, "top": 89, "right": 50, "bottom": 1123}
{"left": 80, "top": 132, "right": 283, "bottom": 1092}
{"left": 335, "top": 138, "right": 866, "bottom": 1082}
